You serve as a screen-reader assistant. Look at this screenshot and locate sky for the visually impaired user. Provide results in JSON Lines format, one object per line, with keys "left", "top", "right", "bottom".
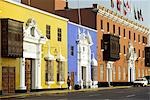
{"left": 68, "top": 0, "right": 150, "bottom": 28}
{"left": 12, "top": 0, "right": 150, "bottom": 28}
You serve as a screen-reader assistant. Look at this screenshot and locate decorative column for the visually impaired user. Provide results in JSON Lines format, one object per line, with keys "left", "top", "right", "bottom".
{"left": 107, "top": 61, "right": 113, "bottom": 86}
{"left": 20, "top": 58, "right": 26, "bottom": 90}
{"left": 87, "top": 45, "right": 92, "bottom": 88}
{"left": 35, "top": 44, "right": 42, "bottom": 89}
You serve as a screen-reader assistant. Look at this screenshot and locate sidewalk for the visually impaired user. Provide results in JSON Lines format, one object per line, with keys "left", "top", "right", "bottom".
{"left": 0, "top": 86, "right": 131, "bottom": 99}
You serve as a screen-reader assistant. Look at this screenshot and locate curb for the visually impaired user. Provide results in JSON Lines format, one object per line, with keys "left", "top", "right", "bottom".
{"left": 0, "top": 86, "right": 131, "bottom": 99}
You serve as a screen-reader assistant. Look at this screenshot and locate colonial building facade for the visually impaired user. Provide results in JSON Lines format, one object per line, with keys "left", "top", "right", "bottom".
{"left": 97, "top": 6, "right": 150, "bottom": 86}
{"left": 0, "top": 0, "right": 68, "bottom": 95}
{"left": 68, "top": 22, "right": 97, "bottom": 89}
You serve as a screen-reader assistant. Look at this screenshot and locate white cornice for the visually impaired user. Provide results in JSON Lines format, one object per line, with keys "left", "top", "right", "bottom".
{"left": 98, "top": 5, "right": 149, "bottom": 35}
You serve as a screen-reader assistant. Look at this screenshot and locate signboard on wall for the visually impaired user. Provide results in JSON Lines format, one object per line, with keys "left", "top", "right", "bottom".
{"left": 1, "top": 18, "right": 23, "bottom": 58}
{"left": 102, "top": 34, "right": 120, "bottom": 61}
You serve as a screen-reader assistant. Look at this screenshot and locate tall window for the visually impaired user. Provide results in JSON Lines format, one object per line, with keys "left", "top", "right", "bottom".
{"left": 101, "top": 20, "right": 103, "bottom": 29}
{"left": 124, "top": 45, "right": 126, "bottom": 54}
{"left": 46, "top": 25, "right": 51, "bottom": 39}
{"left": 139, "top": 49, "right": 140, "bottom": 57}
{"left": 142, "top": 36, "right": 147, "bottom": 44}
{"left": 57, "top": 61, "right": 65, "bottom": 81}
{"left": 100, "top": 64, "right": 104, "bottom": 80}
{"left": 57, "top": 28, "right": 62, "bottom": 41}
{"left": 134, "top": 48, "right": 136, "bottom": 53}
{"left": 145, "top": 70, "right": 148, "bottom": 76}
{"left": 45, "top": 60, "right": 54, "bottom": 82}
{"left": 142, "top": 69, "right": 144, "bottom": 77}
{"left": 142, "top": 50, "right": 144, "bottom": 58}
{"left": 134, "top": 33, "right": 136, "bottom": 41}
{"left": 118, "top": 27, "right": 120, "bottom": 35}
{"left": 113, "top": 66, "right": 116, "bottom": 81}
{"left": 123, "top": 29, "right": 125, "bottom": 37}
{"left": 129, "top": 31, "right": 131, "bottom": 39}
{"left": 123, "top": 67, "right": 126, "bottom": 80}
{"left": 138, "top": 69, "right": 141, "bottom": 78}
{"left": 70, "top": 46, "right": 74, "bottom": 56}
{"left": 113, "top": 24, "right": 115, "bottom": 34}
{"left": 138, "top": 34, "right": 140, "bottom": 42}
{"left": 107, "top": 22, "right": 109, "bottom": 32}
{"left": 91, "top": 66, "right": 97, "bottom": 81}
{"left": 118, "top": 66, "right": 121, "bottom": 80}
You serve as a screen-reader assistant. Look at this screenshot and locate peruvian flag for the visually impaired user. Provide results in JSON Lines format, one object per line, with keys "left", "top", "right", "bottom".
{"left": 137, "top": 9, "right": 141, "bottom": 21}
{"left": 126, "top": 1, "right": 131, "bottom": 12}
{"left": 117, "top": 0, "right": 122, "bottom": 12}
{"left": 140, "top": 9, "right": 144, "bottom": 21}
{"left": 123, "top": 0, "right": 127, "bottom": 15}
{"left": 111, "top": 0, "right": 114, "bottom": 8}
{"left": 134, "top": 7, "right": 137, "bottom": 20}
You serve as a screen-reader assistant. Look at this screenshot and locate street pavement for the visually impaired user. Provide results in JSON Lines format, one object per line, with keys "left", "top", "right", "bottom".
{"left": 2, "top": 86, "right": 150, "bottom": 100}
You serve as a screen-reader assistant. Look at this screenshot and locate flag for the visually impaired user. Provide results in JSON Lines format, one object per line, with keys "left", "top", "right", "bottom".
{"left": 123, "top": 0, "right": 127, "bottom": 15}
{"left": 137, "top": 9, "right": 140, "bottom": 21}
{"left": 111, "top": 0, "right": 114, "bottom": 8}
{"left": 140, "top": 9, "right": 144, "bottom": 21}
{"left": 126, "top": 1, "right": 131, "bottom": 12}
{"left": 117, "top": 0, "right": 121, "bottom": 12}
{"left": 134, "top": 8, "right": 137, "bottom": 20}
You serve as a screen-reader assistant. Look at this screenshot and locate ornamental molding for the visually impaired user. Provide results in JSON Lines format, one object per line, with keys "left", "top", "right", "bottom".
{"left": 23, "top": 18, "right": 47, "bottom": 44}
{"left": 98, "top": 6, "right": 149, "bottom": 35}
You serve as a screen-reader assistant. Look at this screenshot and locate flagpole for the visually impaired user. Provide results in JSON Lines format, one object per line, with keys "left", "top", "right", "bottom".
{"left": 78, "top": 0, "right": 81, "bottom": 25}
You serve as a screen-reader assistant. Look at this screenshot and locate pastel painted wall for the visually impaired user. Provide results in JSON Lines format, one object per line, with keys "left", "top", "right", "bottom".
{"left": 68, "top": 22, "right": 97, "bottom": 85}
{"left": 0, "top": 0, "right": 68, "bottom": 90}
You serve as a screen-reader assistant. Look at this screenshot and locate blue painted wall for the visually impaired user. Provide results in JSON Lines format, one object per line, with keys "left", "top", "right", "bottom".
{"left": 68, "top": 22, "right": 97, "bottom": 85}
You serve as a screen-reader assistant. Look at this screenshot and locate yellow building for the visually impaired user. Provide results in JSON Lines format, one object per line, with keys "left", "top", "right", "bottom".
{"left": 0, "top": 0, "right": 68, "bottom": 95}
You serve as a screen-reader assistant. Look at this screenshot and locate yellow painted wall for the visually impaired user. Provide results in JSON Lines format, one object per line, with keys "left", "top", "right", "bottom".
{"left": 0, "top": 0, "right": 68, "bottom": 90}
{"left": 0, "top": 58, "right": 20, "bottom": 90}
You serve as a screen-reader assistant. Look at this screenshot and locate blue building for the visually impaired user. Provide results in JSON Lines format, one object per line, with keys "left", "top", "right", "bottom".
{"left": 68, "top": 22, "right": 98, "bottom": 89}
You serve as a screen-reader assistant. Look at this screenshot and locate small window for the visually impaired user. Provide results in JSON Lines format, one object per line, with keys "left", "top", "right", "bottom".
{"left": 134, "top": 48, "right": 136, "bottom": 53}
{"left": 46, "top": 25, "right": 51, "bottom": 39}
{"left": 107, "top": 22, "right": 109, "bottom": 32}
{"left": 113, "top": 24, "right": 115, "bottom": 34}
{"left": 142, "top": 36, "right": 147, "bottom": 44}
{"left": 134, "top": 33, "right": 136, "bottom": 41}
{"left": 124, "top": 45, "right": 126, "bottom": 54}
{"left": 118, "top": 27, "right": 120, "bottom": 35}
{"left": 123, "top": 29, "right": 125, "bottom": 37}
{"left": 101, "top": 20, "right": 103, "bottom": 29}
{"left": 83, "top": 47, "right": 85, "bottom": 52}
{"left": 138, "top": 34, "right": 140, "bottom": 42}
{"left": 70, "top": 46, "right": 74, "bottom": 56}
{"left": 129, "top": 31, "right": 131, "bottom": 39}
{"left": 57, "top": 28, "right": 62, "bottom": 41}
{"left": 31, "top": 27, "right": 35, "bottom": 37}
{"left": 142, "top": 50, "right": 144, "bottom": 58}
{"left": 139, "top": 49, "right": 140, "bottom": 57}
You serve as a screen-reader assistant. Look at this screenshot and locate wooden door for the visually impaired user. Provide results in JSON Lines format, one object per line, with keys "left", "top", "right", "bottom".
{"left": 2, "top": 67, "right": 15, "bottom": 95}
{"left": 82, "top": 66, "right": 86, "bottom": 86}
{"left": 2, "top": 67, "right": 9, "bottom": 95}
{"left": 71, "top": 72, "right": 74, "bottom": 89}
{"left": 25, "top": 59, "right": 31, "bottom": 92}
{"left": 8, "top": 67, "right": 15, "bottom": 93}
